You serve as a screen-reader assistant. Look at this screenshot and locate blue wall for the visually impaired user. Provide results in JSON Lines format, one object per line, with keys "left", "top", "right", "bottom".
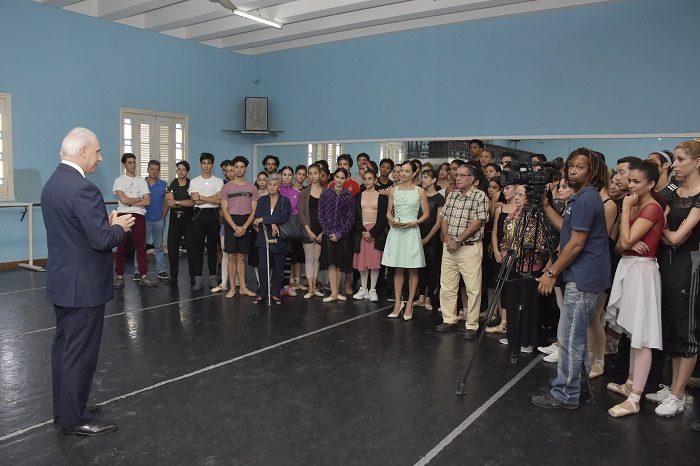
{"left": 256, "top": 0, "right": 700, "bottom": 142}
{"left": 2, "top": 0, "right": 699, "bottom": 263}
{"left": 0, "top": 0, "right": 258, "bottom": 262}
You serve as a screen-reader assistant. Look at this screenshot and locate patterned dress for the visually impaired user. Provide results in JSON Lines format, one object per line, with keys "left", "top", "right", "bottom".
{"left": 381, "top": 185, "right": 426, "bottom": 268}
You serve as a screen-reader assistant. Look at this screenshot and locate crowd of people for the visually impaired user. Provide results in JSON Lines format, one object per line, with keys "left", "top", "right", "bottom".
{"left": 112, "top": 138, "right": 699, "bottom": 427}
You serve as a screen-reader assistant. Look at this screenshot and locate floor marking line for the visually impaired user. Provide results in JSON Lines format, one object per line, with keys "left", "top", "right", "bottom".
{"left": 414, "top": 355, "right": 544, "bottom": 466}
{"left": 5, "top": 295, "right": 217, "bottom": 340}
{"left": 0, "top": 306, "right": 389, "bottom": 443}
{"left": 0, "top": 265, "right": 191, "bottom": 297}
{"left": 0, "top": 286, "right": 46, "bottom": 297}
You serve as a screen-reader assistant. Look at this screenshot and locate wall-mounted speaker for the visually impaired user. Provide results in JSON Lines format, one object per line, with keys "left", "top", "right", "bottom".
{"left": 244, "top": 97, "right": 268, "bottom": 132}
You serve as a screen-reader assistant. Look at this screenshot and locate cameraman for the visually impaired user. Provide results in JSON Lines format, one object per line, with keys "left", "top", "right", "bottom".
{"left": 532, "top": 148, "right": 610, "bottom": 410}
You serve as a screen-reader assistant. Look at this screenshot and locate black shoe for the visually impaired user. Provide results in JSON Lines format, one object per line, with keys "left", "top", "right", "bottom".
{"left": 464, "top": 329, "right": 478, "bottom": 340}
{"left": 164, "top": 277, "right": 177, "bottom": 286}
{"left": 531, "top": 393, "right": 579, "bottom": 410}
{"left": 61, "top": 421, "right": 118, "bottom": 436}
{"left": 53, "top": 405, "right": 102, "bottom": 425}
{"left": 158, "top": 272, "right": 170, "bottom": 280}
{"left": 133, "top": 273, "right": 142, "bottom": 281}
{"left": 436, "top": 323, "right": 459, "bottom": 333}
{"left": 691, "top": 420, "right": 700, "bottom": 432}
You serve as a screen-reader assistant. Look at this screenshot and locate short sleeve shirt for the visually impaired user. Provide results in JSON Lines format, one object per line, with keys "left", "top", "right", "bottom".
{"left": 189, "top": 175, "right": 224, "bottom": 209}
{"left": 113, "top": 174, "right": 150, "bottom": 215}
{"left": 560, "top": 184, "right": 610, "bottom": 293}
{"left": 219, "top": 181, "right": 259, "bottom": 215}
{"left": 440, "top": 187, "right": 490, "bottom": 241}
{"left": 144, "top": 178, "right": 167, "bottom": 222}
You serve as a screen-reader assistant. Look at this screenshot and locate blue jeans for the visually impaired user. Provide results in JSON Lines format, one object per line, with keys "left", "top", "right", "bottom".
{"left": 550, "top": 282, "right": 601, "bottom": 405}
{"left": 135, "top": 219, "right": 167, "bottom": 274}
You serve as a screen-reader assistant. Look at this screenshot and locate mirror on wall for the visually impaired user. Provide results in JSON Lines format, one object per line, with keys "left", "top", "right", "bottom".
{"left": 252, "top": 134, "right": 698, "bottom": 175}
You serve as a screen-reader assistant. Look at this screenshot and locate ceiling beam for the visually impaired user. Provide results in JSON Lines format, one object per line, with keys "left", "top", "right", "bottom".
{"left": 212, "top": 0, "right": 518, "bottom": 49}
{"left": 234, "top": 0, "right": 609, "bottom": 54}
{"left": 117, "top": 0, "right": 230, "bottom": 32}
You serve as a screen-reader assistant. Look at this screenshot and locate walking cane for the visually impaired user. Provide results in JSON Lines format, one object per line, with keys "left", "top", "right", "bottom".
{"left": 262, "top": 224, "right": 277, "bottom": 307}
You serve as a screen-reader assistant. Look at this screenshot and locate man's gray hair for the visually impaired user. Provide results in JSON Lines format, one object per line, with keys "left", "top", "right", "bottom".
{"left": 266, "top": 173, "right": 281, "bottom": 184}
{"left": 60, "top": 127, "right": 97, "bottom": 159}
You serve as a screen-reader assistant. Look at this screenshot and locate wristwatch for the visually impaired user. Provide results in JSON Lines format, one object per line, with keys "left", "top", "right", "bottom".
{"left": 546, "top": 270, "right": 556, "bottom": 278}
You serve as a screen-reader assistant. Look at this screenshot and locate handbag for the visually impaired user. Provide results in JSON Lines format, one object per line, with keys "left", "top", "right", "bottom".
{"left": 278, "top": 214, "right": 303, "bottom": 240}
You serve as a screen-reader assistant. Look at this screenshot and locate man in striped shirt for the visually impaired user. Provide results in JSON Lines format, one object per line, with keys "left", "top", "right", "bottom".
{"left": 436, "top": 163, "right": 490, "bottom": 340}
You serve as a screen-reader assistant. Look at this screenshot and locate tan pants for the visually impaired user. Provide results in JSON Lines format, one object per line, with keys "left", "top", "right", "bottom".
{"left": 439, "top": 242, "right": 483, "bottom": 329}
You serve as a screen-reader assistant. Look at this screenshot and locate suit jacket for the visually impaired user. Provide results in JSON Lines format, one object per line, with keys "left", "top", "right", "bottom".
{"left": 353, "top": 192, "right": 388, "bottom": 251}
{"left": 41, "top": 163, "right": 125, "bottom": 308}
{"left": 254, "top": 194, "right": 291, "bottom": 254}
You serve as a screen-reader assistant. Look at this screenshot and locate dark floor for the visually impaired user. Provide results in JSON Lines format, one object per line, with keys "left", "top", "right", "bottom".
{"left": 0, "top": 261, "right": 698, "bottom": 465}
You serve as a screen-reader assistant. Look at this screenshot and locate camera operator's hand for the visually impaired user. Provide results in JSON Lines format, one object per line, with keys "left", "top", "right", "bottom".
{"left": 537, "top": 273, "right": 555, "bottom": 296}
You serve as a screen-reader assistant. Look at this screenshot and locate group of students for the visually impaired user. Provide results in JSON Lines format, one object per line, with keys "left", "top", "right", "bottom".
{"left": 138, "top": 139, "right": 698, "bottom": 425}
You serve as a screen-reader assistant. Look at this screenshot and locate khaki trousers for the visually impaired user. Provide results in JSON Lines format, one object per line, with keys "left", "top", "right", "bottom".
{"left": 439, "top": 242, "right": 483, "bottom": 329}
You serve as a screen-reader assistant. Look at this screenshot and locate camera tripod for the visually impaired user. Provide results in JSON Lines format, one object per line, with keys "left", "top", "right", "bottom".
{"left": 455, "top": 195, "right": 595, "bottom": 402}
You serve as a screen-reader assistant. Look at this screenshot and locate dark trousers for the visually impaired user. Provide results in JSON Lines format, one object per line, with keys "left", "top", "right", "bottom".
{"left": 192, "top": 208, "right": 220, "bottom": 277}
{"left": 167, "top": 210, "right": 195, "bottom": 279}
{"left": 418, "top": 240, "right": 442, "bottom": 303}
{"left": 257, "top": 247, "right": 286, "bottom": 298}
{"left": 115, "top": 213, "right": 146, "bottom": 275}
{"left": 52, "top": 304, "right": 105, "bottom": 428}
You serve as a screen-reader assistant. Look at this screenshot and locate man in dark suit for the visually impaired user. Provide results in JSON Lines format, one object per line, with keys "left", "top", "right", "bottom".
{"left": 41, "top": 127, "right": 135, "bottom": 436}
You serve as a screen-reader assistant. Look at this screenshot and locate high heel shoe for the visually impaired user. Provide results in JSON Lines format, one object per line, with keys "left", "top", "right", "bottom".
{"left": 388, "top": 301, "right": 405, "bottom": 318}
{"left": 210, "top": 285, "right": 227, "bottom": 293}
{"left": 403, "top": 306, "right": 414, "bottom": 321}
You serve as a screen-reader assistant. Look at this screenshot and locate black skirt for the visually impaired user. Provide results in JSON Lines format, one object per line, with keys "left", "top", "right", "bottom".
{"left": 319, "top": 234, "right": 353, "bottom": 273}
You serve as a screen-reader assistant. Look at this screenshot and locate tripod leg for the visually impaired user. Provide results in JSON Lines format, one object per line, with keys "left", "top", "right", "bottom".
{"left": 510, "top": 303, "right": 524, "bottom": 364}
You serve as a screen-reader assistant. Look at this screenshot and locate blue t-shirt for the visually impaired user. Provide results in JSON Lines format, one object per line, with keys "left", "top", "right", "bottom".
{"left": 144, "top": 178, "right": 167, "bottom": 222}
{"left": 559, "top": 184, "right": 610, "bottom": 293}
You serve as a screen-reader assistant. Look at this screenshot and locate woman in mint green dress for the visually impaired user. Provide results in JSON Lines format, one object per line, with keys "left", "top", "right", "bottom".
{"left": 382, "top": 160, "right": 430, "bottom": 320}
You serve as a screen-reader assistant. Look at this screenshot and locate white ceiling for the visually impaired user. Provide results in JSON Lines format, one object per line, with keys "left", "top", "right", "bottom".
{"left": 35, "top": 0, "right": 611, "bottom": 55}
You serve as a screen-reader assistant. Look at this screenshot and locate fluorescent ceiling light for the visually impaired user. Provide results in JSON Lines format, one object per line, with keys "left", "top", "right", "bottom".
{"left": 233, "top": 9, "right": 283, "bottom": 29}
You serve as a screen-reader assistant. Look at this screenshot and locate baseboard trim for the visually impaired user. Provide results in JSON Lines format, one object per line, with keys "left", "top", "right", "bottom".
{"left": 0, "top": 258, "right": 48, "bottom": 271}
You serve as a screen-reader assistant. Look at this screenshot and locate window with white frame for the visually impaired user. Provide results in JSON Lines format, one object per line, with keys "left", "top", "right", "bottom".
{"left": 379, "top": 142, "right": 405, "bottom": 165}
{"left": 0, "top": 93, "right": 15, "bottom": 200}
{"left": 308, "top": 143, "right": 342, "bottom": 169}
{"left": 121, "top": 108, "right": 187, "bottom": 182}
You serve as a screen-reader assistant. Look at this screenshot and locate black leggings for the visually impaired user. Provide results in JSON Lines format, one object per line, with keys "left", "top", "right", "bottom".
{"left": 167, "top": 210, "right": 194, "bottom": 279}
{"left": 192, "top": 208, "right": 220, "bottom": 277}
{"left": 418, "top": 240, "right": 442, "bottom": 302}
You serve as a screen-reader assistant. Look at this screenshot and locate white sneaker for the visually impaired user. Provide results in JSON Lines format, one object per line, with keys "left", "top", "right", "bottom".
{"left": 368, "top": 289, "right": 379, "bottom": 302}
{"left": 645, "top": 385, "right": 671, "bottom": 403}
{"left": 337, "top": 295, "right": 347, "bottom": 301}
{"left": 498, "top": 338, "right": 508, "bottom": 345}
{"left": 543, "top": 347, "right": 559, "bottom": 363}
{"left": 537, "top": 342, "right": 558, "bottom": 355}
{"left": 353, "top": 288, "right": 369, "bottom": 300}
{"left": 520, "top": 346, "right": 533, "bottom": 353}
{"left": 655, "top": 394, "right": 686, "bottom": 417}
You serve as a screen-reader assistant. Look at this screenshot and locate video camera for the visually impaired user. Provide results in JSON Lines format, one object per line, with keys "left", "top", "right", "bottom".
{"left": 499, "top": 158, "right": 564, "bottom": 206}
